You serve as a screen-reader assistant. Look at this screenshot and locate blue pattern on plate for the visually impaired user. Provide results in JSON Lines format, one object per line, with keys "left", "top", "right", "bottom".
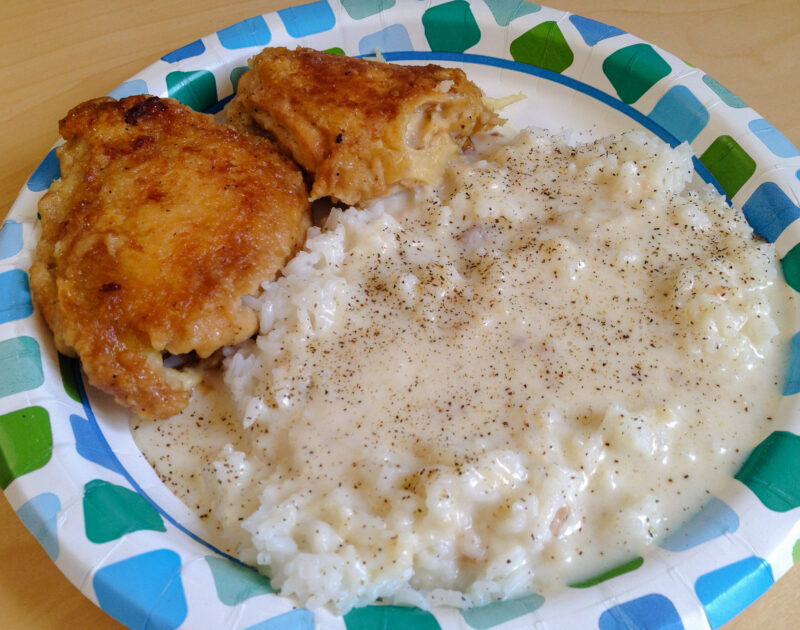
{"left": 782, "top": 332, "right": 800, "bottom": 396}
{"left": 26, "top": 147, "right": 59, "bottom": 192}
{"left": 659, "top": 497, "right": 738, "bottom": 552}
{"left": 649, "top": 85, "right": 709, "bottom": 143}
{"left": 244, "top": 609, "right": 315, "bottom": 630}
{"left": 695, "top": 556, "right": 774, "bottom": 629}
{"left": 598, "top": 593, "right": 684, "bottom": 630}
{"left": 218, "top": 16, "right": 271, "bottom": 49}
{"left": 278, "top": 1, "right": 336, "bottom": 38}
{"left": 69, "top": 414, "right": 125, "bottom": 475}
{"left": 569, "top": 14, "right": 625, "bottom": 46}
{"left": 16, "top": 493, "right": 61, "bottom": 561}
{"left": 161, "top": 39, "right": 206, "bottom": 62}
{"left": 94, "top": 549, "right": 188, "bottom": 630}
{"left": 0, "top": 270, "right": 32, "bottom": 324}
{"left": 748, "top": 118, "right": 800, "bottom": 158}
{"left": 108, "top": 79, "right": 149, "bottom": 100}
{"left": 741, "top": 181, "right": 800, "bottom": 242}
{"left": 0, "top": 220, "right": 23, "bottom": 260}
{"left": 358, "top": 24, "right": 413, "bottom": 55}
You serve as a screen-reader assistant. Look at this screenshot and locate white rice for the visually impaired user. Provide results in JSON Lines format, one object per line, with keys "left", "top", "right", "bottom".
{"left": 149, "top": 128, "right": 793, "bottom": 614}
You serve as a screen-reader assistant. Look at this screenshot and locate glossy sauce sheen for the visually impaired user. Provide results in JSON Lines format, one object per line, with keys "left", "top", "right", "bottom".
{"left": 133, "top": 129, "right": 792, "bottom": 613}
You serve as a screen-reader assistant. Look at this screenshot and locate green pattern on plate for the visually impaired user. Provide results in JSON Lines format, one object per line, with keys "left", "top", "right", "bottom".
{"left": 699, "top": 135, "right": 756, "bottom": 198}
{"left": 793, "top": 539, "right": 800, "bottom": 564}
{"left": 602, "top": 43, "right": 671, "bottom": 104}
{"left": 509, "top": 21, "right": 573, "bottom": 73}
{"left": 230, "top": 66, "right": 249, "bottom": 93}
{"left": 57, "top": 353, "right": 81, "bottom": 402}
{"left": 735, "top": 431, "right": 800, "bottom": 512}
{"left": 344, "top": 605, "right": 441, "bottom": 630}
{"left": 780, "top": 243, "right": 800, "bottom": 292}
{"left": 569, "top": 556, "right": 644, "bottom": 588}
{"left": 83, "top": 479, "right": 166, "bottom": 543}
{"left": 206, "top": 555, "right": 275, "bottom": 605}
{"left": 166, "top": 70, "right": 218, "bottom": 112}
{"left": 422, "top": 0, "right": 481, "bottom": 53}
{"left": 0, "top": 406, "right": 52, "bottom": 490}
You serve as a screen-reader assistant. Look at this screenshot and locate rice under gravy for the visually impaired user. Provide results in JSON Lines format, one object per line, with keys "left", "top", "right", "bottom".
{"left": 133, "top": 128, "right": 792, "bottom": 613}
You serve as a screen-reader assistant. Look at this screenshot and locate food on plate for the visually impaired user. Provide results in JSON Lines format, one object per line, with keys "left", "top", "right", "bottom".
{"left": 29, "top": 95, "right": 311, "bottom": 419}
{"left": 134, "top": 128, "right": 792, "bottom": 613}
{"left": 225, "top": 46, "right": 502, "bottom": 205}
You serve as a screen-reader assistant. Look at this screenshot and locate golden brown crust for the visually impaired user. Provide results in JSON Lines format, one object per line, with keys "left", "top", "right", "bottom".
{"left": 226, "top": 47, "right": 501, "bottom": 205}
{"left": 30, "top": 95, "right": 311, "bottom": 419}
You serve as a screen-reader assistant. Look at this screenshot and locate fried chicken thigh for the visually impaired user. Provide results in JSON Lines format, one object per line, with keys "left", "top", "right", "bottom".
{"left": 30, "top": 95, "right": 311, "bottom": 419}
{"left": 226, "top": 47, "right": 501, "bottom": 205}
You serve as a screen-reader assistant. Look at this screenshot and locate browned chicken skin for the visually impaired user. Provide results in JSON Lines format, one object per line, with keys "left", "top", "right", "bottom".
{"left": 29, "top": 95, "right": 311, "bottom": 419}
{"left": 226, "top": 47, "right": 501, "bottom": 205}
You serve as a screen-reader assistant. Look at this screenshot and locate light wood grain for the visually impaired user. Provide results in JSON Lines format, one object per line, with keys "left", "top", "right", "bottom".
{"left": 1, "top": 1, "right": 798, "bottom": 628}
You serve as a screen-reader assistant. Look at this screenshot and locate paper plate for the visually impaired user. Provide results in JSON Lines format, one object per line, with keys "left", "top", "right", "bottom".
{"left": 2, "top": 1, "right": 800, "bottom": 628}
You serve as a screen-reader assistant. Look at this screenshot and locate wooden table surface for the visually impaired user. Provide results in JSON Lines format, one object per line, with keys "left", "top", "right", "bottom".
{"left": 1, "top": 1, "right": 798, "bottom": 628}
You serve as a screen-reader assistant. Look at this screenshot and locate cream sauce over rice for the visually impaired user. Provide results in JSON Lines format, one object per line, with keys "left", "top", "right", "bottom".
{"left": 133, "top": 129, "right": 792, "bottom": 613}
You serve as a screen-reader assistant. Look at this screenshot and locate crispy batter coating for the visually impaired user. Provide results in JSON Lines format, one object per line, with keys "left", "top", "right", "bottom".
{"left": 226, "top": 47, "right": 501, "bottom": 205}
{"left": 30, "top": 95, "right": 311, "bottom": 419}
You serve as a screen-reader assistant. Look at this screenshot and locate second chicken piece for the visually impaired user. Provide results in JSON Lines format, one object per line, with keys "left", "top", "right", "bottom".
{"left": 226, "top": 47, "right": 501, "bottom": 205}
